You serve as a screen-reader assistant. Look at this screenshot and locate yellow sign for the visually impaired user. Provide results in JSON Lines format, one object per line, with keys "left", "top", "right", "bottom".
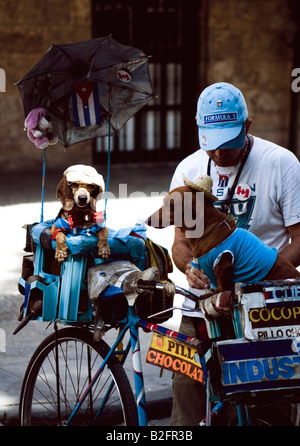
{"left": 146, "top": 333, "right": 204, "bottom": 383}
{"left": 249, "top": 304, "right": 300, "bottom": 326}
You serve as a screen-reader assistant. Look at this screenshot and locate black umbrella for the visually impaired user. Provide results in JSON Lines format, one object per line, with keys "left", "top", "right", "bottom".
{"left": 16, "top": 36, "right": 155, "bottom": 148}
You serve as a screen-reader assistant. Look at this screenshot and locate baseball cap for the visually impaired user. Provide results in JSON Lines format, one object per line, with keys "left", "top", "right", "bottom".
{"left": 196, "top": 82, "right": 248, "bottom": 151}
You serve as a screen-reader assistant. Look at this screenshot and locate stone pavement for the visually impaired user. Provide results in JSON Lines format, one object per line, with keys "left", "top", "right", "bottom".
{"left": 0, "top": 161, "right": 188, "bottom": 426}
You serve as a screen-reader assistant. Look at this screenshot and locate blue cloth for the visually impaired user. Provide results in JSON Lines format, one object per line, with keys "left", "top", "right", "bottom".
{"left": 196, "top": 228, "right": 278, "bottom": 289}
{"left": 31, "top": 220, "right": 147, "bottom": 269}
{"left": 108, "top": 224, "right": 147, "bottom": 241}
{"left": 54, "top": 217, "right": 105, "bottom": 236}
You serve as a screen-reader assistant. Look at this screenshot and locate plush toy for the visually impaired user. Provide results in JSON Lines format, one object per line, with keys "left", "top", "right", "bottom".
{"left": 24, "top": 107, "right": 58, "bottom": 149}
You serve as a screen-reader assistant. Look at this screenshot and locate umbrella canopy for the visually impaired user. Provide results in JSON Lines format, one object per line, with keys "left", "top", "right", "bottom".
{"left": 16, "top": 36, "right": 155, "bottom": 148}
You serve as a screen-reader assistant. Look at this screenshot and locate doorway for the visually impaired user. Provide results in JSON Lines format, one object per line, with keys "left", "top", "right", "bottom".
{"left": 92, "top": 0, "right": 200, "bottom": 163}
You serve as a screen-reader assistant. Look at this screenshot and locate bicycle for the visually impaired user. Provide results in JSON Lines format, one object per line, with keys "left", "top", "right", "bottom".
{"left": 17, "top": 263, "right": 203, "bottom": 426}
{"left": 16, "top": 224, "right": 300, "bottom": 426}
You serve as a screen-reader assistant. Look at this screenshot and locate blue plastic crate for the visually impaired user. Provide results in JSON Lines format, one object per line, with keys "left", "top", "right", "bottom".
{"left": 57, "top": 253, "right": 92, "bottom": 322}
{"left": 19, "top": 244, "right": 93, "bottom": 323}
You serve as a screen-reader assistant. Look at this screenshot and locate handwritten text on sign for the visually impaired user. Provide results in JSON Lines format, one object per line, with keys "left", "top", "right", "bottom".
{"left": 146, "top": 333, "right": 204, "bottom": 382}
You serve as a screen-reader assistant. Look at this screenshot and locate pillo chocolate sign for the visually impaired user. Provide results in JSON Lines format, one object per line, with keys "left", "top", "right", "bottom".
{"left": 146, "top": 333, "right": 204, "bottom": 383}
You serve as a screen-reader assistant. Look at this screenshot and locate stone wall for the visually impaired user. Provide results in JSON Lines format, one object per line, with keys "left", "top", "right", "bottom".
{"left": 0, "top": 0, "right": 93, "bottom": 173}
{"left": 203, "top": 0, "right": 299, "bottom": 156}
{"left": 0, "top": 0, "right": 299, "bottom": 176}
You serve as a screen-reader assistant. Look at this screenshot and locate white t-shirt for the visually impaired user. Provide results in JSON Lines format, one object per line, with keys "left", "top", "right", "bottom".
{"left": 170, "top": 135, "right": 300, "bottom": 316}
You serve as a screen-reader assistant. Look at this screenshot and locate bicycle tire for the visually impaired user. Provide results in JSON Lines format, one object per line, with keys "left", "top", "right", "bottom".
{"left": 19, "top": 327, "right": 138, "bottom": 426}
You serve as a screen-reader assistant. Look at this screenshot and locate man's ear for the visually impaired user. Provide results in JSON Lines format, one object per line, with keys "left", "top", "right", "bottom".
{"left": 245, "top": 118, "right": 253, "bottom": 134}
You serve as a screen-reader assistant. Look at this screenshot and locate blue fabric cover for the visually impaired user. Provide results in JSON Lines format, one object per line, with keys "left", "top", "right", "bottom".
{"left": 197, "top": 228, "right": 278, "bottom": 289}
{"left": 31, "top": 220, "right": 147, "bottom": 269}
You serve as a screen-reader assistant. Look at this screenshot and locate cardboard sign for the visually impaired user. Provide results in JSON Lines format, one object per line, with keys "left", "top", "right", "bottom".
{"left": 248, "top": 300, "right": 300, "bottom": 340}
{"left": 239, "top": 283, "right": 300, "bottom": 340}
{"left": 214, "top": 338, "right": 300, "bottom": 395}
{"left": 146, "top": 333, "right": 204, "bottom": 383}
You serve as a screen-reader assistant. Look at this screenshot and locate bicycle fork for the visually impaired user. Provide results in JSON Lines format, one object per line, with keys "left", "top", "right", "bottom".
{"left": 64, "top": 312, "right": 148, "bottom": 426}
{"left": 129, "top": 322, "right": 148, "bottom": 426}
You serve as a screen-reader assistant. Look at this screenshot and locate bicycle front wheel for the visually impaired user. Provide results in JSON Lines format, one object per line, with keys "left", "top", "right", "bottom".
{"left": 20, "top": 327, "right": 138, "bottom": 426}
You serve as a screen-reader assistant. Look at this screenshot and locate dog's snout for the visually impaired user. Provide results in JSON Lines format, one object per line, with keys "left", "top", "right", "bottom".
{"left": 78, "top": 194, "right": 88, "bottom": 204}
{"left": 145, "top": 211, "right": 163, "bottom": 228}
{"left": 74, "top": 187, "right": 90, "bottom": 207}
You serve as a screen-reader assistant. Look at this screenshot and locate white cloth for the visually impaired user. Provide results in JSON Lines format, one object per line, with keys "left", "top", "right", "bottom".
{"left": 64, "top": 164, "right": 105, "bottom": 190}
{"left": 170, "top": 135, "right": 300, "bottom": 316}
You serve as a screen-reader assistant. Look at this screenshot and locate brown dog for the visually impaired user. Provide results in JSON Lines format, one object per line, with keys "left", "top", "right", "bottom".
{"left": 50, "top": 164, "right": 110, "bottom": 262}
{"left": 146, "top": 175, "right": 300, "bottom": 292}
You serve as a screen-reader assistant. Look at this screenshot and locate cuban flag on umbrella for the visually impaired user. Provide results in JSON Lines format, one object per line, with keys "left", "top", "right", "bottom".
{"left": 71, "top": 81, "right": 101, "bottom": 127}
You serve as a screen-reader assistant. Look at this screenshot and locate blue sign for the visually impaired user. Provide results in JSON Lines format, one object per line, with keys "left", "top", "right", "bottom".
{"left": 215, "top": 338, "right": 300, "bottom": 394}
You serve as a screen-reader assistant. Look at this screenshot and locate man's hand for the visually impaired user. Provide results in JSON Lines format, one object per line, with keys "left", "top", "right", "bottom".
{"left": 172, "top": 227, "right": 211, "bottom": 290}
{"left": 186, "top": 263, "right": 211, "bottom": 290}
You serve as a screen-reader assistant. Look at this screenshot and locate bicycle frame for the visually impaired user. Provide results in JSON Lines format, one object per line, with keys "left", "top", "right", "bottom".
{"left": 19, "top": 239, "right": 300, "bottom": 426}
{"left": 64, "top": 282, "right": 276, "bottom": 427}
{"left": 64, "top": 279, "right": 300, "bottom": 427}
{"left": 65, "top": 303, "right": 205, "bottom": 426}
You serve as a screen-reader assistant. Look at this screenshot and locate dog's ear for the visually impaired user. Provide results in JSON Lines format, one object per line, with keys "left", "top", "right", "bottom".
{"left": 146, "top": 187, "right": 186, "bottom": 228}
{"left": 91, "top": 185, "right": 101, "bottom": 199}
{"left": 56, "top": 176, "right": 74, "bottom": 210}
{"left": 89, "top": 185, "right": 101, "bottom": 211}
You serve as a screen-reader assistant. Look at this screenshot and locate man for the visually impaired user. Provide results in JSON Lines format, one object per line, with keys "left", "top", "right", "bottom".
{"left": 170, "top": 82, "right": 300, "bottom": 425}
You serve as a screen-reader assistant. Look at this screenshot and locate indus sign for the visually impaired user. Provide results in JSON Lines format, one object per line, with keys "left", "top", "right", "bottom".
{"left": 215, "top": 338, "right": 300, "bottom": 394}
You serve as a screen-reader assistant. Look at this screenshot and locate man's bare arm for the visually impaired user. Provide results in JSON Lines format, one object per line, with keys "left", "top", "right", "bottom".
{"left": 280, "top": 222, "right": 300, "bottom": 268}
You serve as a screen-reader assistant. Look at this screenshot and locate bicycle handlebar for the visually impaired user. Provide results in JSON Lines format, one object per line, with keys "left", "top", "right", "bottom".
{"left": 136, "top": 279, "right": 163, "bottom": 291}
{"left": 136, "top": 278, "right": 202, "bottom": 303}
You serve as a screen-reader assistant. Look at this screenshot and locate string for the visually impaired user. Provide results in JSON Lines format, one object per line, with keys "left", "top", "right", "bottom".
{"left": 104, "top": 115, "right": 111, "bottom": 221}
{"left": 104, "top": 85, "right": 112, "bottom": 221}
{"left": 40, "top": 147, "right": 47, "bottom": 222}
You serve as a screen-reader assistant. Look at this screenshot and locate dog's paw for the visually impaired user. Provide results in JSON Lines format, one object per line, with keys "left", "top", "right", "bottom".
{"left": 97, "top": 243, "right": 111, "bottom": 259}
{"left": 55, "top": 246, "right": 68, "bottom": 262}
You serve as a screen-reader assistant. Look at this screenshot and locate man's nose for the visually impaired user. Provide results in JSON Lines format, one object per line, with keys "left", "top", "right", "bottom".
{"left": 214, "top": 149, "right": 226, "bottom": 159}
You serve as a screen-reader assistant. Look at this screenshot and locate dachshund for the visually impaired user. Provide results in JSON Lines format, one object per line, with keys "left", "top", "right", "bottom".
{"left": 50, "top": 164, "right": 110, "bottom": 262}
{"left": 146, "top": 175, "right": 300, "bottom": 293}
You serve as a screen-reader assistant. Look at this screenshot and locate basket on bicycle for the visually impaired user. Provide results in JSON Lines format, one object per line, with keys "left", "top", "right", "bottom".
{"left": 17, "top": 221, "right": 174, "bottom": 328}
{"left": 207, "top": 279, "right": 300, "bottom": 404}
